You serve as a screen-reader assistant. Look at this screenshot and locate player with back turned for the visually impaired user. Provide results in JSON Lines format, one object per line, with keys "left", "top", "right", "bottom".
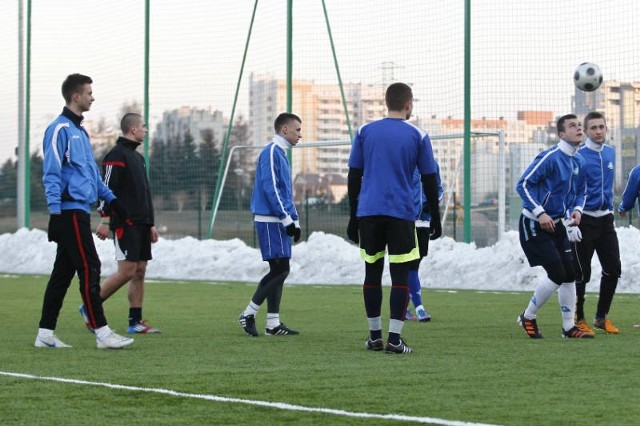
{"left": 347, "top": 82, "right": 441, "bottom": 354}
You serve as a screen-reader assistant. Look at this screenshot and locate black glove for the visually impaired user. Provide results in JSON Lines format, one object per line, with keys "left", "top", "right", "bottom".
{"left": 48, "top": 214, "right": 63, "bottom": 243}
{"left": 347, "top": 216, "right": 359, "bottom": 244}
{"left": 285, "top": 223, "right": 301, "bottom": 242}
{"left": 108, "top": 198, "right": 129, "bottom": 220}
{"left": 429, "top": 213, "right": 442, "bottom": 240}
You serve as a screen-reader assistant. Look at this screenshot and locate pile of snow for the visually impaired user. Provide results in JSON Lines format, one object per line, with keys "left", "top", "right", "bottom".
{"left": 1, "top": 227, "right": 639, "bottom": 293}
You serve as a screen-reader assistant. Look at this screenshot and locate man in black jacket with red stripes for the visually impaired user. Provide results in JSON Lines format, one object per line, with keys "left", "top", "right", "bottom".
{"left": 84, "top": 112, "right": 160, "bottom": 334}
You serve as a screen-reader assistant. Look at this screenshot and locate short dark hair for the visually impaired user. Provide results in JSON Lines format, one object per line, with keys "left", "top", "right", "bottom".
{"left": 121, "top": 113, "right": 143, "bottom": 134}
{"left": 584, "top": 111, "right": 606, "bottom": 128}
{"left": 61, "top": 73, "right": 92, "bottom": 104}
{"left": 385, "top": 82, "right": 413, "bottom": 111}
{"left": 274, "top": 112, "right": 302, "bottom": 133}
{"left": 556, "top": 113, "right": 578, "bottom": 134}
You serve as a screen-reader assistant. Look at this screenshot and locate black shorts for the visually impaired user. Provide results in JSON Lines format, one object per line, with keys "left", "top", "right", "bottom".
{"left": 113, "top": 224, "right": 152, "bottom": 262}
{"left": 358, "top": 216, "right": 419, "bottom": 264}
{"left": 519, "top": 215, "right": 572, "bottom": 267}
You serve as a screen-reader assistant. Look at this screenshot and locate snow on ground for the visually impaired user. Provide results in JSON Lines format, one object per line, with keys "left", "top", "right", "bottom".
{"left": 1, "top": 226, "right": 639, "bottom": 293}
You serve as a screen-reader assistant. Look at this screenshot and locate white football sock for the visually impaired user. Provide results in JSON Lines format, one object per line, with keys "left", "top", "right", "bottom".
{"left": 38, "top": 328, "right": 54, "bottom": 338}
{"left": 524, "top": 276, "right": 559, "bottom": 319}
{"left": 558, "top": 282, "right": 577, "bottom": 331}
{"left": 368, "top": 316, "right": 382, "bottom": 331}
{"left": 243, "top": 301, "right": 259, "bottom": 317}
{"left": 389, "top": 319, "right": 404, "bottom": 335}
{"left": 266, "top": 313, "right": 280, "bottom": 329}
{"left": 95, "top": 325, "right": 112, "bottom": 341}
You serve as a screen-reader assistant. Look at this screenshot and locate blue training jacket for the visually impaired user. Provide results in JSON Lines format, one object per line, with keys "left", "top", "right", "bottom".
{"left": 578, "top": 138, "right": 615, "bottom": 214}
{"left": 42, "top": 107, "right": 115, "bottom": 214}
{"left": 516, "top": 139, "right": 586, "bottom": 220}
{"left": 619, "top": 164, "right": 640, "bottom": 215}
{"left": 250, "top": 135, "right": 299, "bottom": 226}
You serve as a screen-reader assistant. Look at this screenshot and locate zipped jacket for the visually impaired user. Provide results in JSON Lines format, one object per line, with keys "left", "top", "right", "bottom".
{"left": 98, "top": 137, "right": 154, "bottom": 228}
{"left": 516, "top": 139, "right": 586, "bottom": 220}
{"left": 42, "top": 107, "right": 115, "bottom": 214}
{"left": 579, "top": 138, "right": 615, "bottom": 215}
{"left": 250, "top": 135, "right": 299, "bottom": 226}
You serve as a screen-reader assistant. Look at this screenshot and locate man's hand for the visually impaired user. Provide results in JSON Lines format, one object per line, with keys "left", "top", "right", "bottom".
{"left": 96, "top": 222, "right": 110, "bottom": 240}
{"left": 285, "top": 223, "right": 301, "bottom": 242}
{"left": 48, "top": 214, "right": 63, "bottom": 242}
{"left": 347, "top": 217, "right": 359, "bottom": 244}
{"left": 538, "top": 213, "right": 555, "bottom": 232}
{"left": 150, "top": 226, "right": 159, "bottom": 243}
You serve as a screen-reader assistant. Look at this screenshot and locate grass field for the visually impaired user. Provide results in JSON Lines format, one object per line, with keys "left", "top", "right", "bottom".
{"left": 1, "top": 275, "right": 639, "bottom": 425}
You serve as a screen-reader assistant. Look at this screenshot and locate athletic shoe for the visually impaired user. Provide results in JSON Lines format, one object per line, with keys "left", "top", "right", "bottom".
{"left": 417, "top": 307, "right": 432, "bottom": 322}
{"left": 365, "top": 337, "right": 384, "bottom": 351}
{"left": 127, "top": 320, "right": 160, "bottom": 334}
{"left": 238, "top": 313, "right": 259, "bottom": 337}
{"left": 561, "top": 326, "right": 595, "bottom": 339}
{"left": 385, "top": 338, "right": 412, "bottom": 354}
{"left": 634, "top": 324, "right": 640, "bottom": 329}
{"left": 34, "top": 334, "right": 71, "bottom": 348}
{"left": 517, "top": 313, "right": 543, "bottom": 339}
{"left": 405, "top": 309, "right": 417, "bottom": 321}
{"left": 78, "top": 304, "right": 95, "bottom": 334}
{"left": 593, "top": 318, "right": 619, "bottom": 334}
{"left": 265, "top": 323, "right": 299, "bottom": 336}
{"left": 96, "top": 330, "right": 135, "bottom": 349}
{"left": 575, "top": 319, "right": 595, "bottom": 336}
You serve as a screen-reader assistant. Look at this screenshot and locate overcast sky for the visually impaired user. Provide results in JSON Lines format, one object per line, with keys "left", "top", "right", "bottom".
{"left": 1, "top": 1, "right": 639, "bottom": 161}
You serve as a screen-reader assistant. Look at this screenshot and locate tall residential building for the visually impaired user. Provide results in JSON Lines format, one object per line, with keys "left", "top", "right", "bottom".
{"left": 573, "top": 80, "right": 640, "bottom": 188}
{"left": 249, "top": 74, "right": 386, "bottom": 183}
{"left": 154, "top": 106, "right": 227, "bottom": 149}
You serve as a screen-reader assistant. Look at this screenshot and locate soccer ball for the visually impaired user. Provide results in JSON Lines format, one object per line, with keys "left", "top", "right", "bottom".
{"left": 573, "top": 62, "right": 603, "bottom": 92}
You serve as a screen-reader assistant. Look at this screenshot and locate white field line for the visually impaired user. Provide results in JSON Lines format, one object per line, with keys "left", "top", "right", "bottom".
{"left": 0, "top": 371, "right": 501, "bottom": 426}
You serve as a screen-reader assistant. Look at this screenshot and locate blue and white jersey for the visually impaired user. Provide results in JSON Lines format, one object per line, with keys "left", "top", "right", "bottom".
{"left": 516, "top": 139, "right": 586, "bottom": 221}
{"left": 619, "top": 164, "right": 640, "bottom": 215}
{"left": 412, "top": 162, "right": 444, "bottom": 227}
{"left": 250, "top": 134, "right": 299, "bottom": 226}
{"left": 348, "top": 117, "right": 437, "bottom": 221}
{"left": 579, "top": 138, "right": 615, "bottom": 216}
{"left": 42, "top": 107, "right": 115, "bottom": 214}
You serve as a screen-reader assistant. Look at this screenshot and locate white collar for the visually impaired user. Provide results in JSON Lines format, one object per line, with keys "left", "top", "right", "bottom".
{"left": 272, "top": 134, "right": 292, "bottom": 150}
{"left": 584, "top": 138, "right": 605, "bottom": 152}
{"left": 558, "top": 139, "right": 579, "bottom": 156}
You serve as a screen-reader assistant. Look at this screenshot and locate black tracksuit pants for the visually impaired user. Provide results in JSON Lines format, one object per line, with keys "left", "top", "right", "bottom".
{"left": 39, "top": 210, "right": 108, "bottom": 330}
{"left": 572, "top": 213, "right": 621, "bottom": 320}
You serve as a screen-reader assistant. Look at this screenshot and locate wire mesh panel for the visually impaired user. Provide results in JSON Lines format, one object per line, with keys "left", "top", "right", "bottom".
{"left": 2, "top": 1, "right": 640, "bottom": 242}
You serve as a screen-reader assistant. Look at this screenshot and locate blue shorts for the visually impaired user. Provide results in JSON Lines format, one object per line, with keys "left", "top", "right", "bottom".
{"left": 519, "top": 215, "right": 572, "bottom": 267}
{"left": 255, "top": 222, "right": 292, "bottom": 261}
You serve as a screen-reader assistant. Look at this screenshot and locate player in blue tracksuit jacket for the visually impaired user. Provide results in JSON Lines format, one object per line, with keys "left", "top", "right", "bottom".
{"left": 572, "top": 112, "right": 621, "bottom": 335}
{"left": 36, "top": 73, "right": 133, "bottom": 350}
{"left": 238, "top": 113, "right": 302, "bottom": 337}
{"left": 619, "top": 163, "right": 640, "bottom": 328}
{"left": 618, "top": 164, "right": 640, "bottom": 217}
{"left": 515, "top": 113, "right": 593, "bottom": 340}
{"left": 405, "top": 163, "right": 443, "bottom": 322}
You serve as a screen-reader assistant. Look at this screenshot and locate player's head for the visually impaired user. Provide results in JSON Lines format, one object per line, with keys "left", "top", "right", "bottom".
{"left": 584, "top": 111, "right": 607, "bottom": 144}
{"left": 274, "top": 112, "right": 302, "bottom": 146}
{"left": 556, "top": 113, "right": 582, "bottom": 145}
{"left": 121, "top": 113, "right": 147, "bottom": 143}
{"left": 61, "top": 73, "right": 94, "bottom": 112}
{"left": 385, "top": 82, "right": 413, "bottom": 118}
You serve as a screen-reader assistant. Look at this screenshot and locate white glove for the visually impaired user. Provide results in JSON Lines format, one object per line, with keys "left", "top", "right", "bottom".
{"left": 564, "top": 219, "right": 582, "bottom": 243}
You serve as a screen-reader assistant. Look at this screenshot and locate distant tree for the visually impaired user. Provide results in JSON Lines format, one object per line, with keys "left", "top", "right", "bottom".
{"left": 196, "top": 129, "right": 221, "bottom": 210}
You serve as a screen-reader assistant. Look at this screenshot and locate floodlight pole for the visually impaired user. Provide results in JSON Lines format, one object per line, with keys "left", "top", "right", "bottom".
{"left": 143, "top": 0, "right": 150, "bottom": 172}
